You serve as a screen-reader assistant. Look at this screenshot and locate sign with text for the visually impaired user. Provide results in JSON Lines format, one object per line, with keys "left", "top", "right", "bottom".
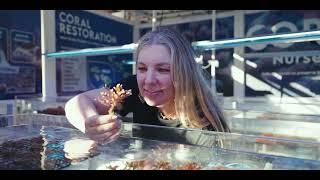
{"left": 244, "top": 10, "right": 320, "bottom": 97}
{"left": 55, "top": 10, "right": 133, "bottom": 95}
{"left": 61, "top": 57, "right": 87, "bottom": 92}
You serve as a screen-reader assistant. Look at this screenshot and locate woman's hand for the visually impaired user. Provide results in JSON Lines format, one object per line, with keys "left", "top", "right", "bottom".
{"left": 85, "top": 114, "right": 122, "bottom": 144}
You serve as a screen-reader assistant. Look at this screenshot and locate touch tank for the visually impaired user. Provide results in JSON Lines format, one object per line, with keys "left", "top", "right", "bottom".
{"left": 222, "top": 97, "right": 320, "bottom": 116}
{"left": 225, "top": 109, "right": 320, "bottom": 141}
{"left": 1, "top": 114, "right": 320, "bottom": 170}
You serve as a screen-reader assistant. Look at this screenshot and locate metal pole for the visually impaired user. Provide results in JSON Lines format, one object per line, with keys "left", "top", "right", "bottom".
{"left": 41, "top": 10, "right": 57, "bottom": 98}
{"left": 152, "top": 10, "right": 157, "bottom": 31}
{"left": 233, "top": 10, "right": 245, "bottom": 100}
{"left": 211, "top": 10, "right": 217, "bottom": 94}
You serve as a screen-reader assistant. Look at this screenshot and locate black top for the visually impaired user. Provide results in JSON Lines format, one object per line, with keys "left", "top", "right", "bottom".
{"left": 111, "top": 75, "right": 217, "bottom": 147}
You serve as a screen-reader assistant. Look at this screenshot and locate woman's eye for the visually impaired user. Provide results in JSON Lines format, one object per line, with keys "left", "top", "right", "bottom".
{"left": 138, "top": 67, "right": 147, "bottom": 71}
{"left": 158, "top": 68, "right": 170, "bottom": 72}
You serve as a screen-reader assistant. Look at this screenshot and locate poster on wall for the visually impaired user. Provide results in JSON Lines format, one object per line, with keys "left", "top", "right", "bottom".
{"left": 55, "top": 10, "right": 133, "bottom": 95}
{"left": 0, "top": 66, "right": 36, "bottom": 94}
{"left": 87, "top": 61, "right": 114, "bottom": 88}
{"left": 87, "top": 54, "right": 133, "bottom": 89}
{"left": 0, "top": 10, "right": 41, "bottom": 100}
{"left": 10, "top": 30, "right": 35, "bottom": 64}
{"left": 244, "top": 10, "right": 320, "bottom": 97}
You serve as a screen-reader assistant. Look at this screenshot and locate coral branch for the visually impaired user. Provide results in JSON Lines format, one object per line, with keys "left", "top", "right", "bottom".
{"left": 99, "top": 84, "right": 132, "bottom": 115}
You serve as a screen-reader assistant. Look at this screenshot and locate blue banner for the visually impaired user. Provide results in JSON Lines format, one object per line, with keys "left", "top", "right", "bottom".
{"left": 55, "top": 10, "right": 133, "bottom": 95}
{"left": 56, "top": 10, "right": 133, "bottom": 50}
{"left": 245, "top": 10, "right": 320, "bottom": 53}
{"left": 244, "top": 10, "right": 320, "bottom": 97}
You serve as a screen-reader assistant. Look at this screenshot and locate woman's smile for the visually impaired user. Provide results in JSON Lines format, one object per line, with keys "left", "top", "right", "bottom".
{"left": 143, "top": 89, "right": 163, "bottom": 97}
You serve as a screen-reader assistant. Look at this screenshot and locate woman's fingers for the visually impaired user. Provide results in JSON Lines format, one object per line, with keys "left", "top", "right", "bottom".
{"left": 84, "top": 114, "right": 122, "bottom": 142}
{"left": 86, "top": 120, "right": 121, "bottom": 135}
{"left": 90, "top": 127, "right": 121, "bottom": 143}
{"left": 86, "top": 114, "right": 118, "bottom": 127}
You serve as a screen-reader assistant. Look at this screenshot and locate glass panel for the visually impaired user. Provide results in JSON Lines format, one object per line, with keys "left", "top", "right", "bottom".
{"left": 1, "top": 114, "right": 320, "bottom": 170}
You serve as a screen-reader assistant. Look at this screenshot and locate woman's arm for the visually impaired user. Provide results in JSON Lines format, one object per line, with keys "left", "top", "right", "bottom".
{"left": 65, "top": 87, "right": 110, "bottom": 133}
{"left": 65, "top": 75, "right": 135, "bottom": 142}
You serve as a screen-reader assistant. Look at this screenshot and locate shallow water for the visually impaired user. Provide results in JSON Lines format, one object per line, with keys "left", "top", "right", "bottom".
{"left": 1, "top": 125, "right": 320, "bottom": 170}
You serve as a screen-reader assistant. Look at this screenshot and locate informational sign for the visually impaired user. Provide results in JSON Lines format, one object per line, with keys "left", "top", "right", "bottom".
{"left": 10, "top": 30, "right": 35, "bottom": 64}
{"left": 61, "top": 57, "right": 87, "bottom": 92}
{"left": 0, "top": 10, "right": 41, "bottom": 99}
{"left": 244, "top": 10, "right": 320, "bottom": 97}
{"left": 55, "top": 10, "right": 133, "bottom": 95}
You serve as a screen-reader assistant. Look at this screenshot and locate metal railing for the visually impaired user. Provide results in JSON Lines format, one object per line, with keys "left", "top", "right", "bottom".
{"left": 45, "top": 30, "right": 320, "bottom": 58}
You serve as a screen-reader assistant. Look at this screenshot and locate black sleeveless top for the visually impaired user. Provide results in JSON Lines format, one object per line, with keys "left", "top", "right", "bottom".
{"left": 111, "top": 75, "right": 217, "bottom": 147}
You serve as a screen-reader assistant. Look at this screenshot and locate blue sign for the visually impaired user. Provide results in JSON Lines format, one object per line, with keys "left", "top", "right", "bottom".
{"left": 55, "top": 10, "right": 133, "bottom": 94}
{"left": 244, "top": 10, "right": 320, "bottom": 97}
{"left": 56, "top": 10, "right": 133, "bottom": 50}
{"left": 245, "top": 10, "right": 320, "bottom": 54}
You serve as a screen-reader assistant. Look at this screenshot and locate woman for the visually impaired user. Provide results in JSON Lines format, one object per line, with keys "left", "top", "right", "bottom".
{"left": 65, "top": 27, "right": 230, "bottom": 146}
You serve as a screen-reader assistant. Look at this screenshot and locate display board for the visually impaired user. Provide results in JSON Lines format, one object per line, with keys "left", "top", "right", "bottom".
{"left": 0, "top": 10, "right": 41, "bottom": 100}
{"left": 244, "top": 10, "right": 320, "bottom": 97}
{"left": 55, "top": 10, "right": 133, "bottom": 95}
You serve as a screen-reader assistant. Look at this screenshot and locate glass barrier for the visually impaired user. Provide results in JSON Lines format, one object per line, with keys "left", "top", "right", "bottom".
{"left": 1, "top": 114, "right": 320, "bottom": 170}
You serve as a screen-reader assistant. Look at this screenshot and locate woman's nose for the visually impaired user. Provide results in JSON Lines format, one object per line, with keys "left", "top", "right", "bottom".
{"left": 145, "top": 70, "right": 156, "bottom": 84}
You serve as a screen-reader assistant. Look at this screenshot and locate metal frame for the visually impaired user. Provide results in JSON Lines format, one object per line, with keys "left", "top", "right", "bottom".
{"left": 41, "top": 10, "right": 57, "bottom": 98}
{"left": 45, "top": 31, "right": 320, "bottom": 58}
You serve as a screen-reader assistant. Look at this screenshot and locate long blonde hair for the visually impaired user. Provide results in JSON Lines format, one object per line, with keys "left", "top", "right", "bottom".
{"left": 135, "top": 27, "right": 230, "bottom": 132}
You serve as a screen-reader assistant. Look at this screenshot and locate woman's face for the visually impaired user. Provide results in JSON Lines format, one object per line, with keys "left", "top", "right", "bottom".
{"left": 137, "top": 44, "right": 175, "bottom": 108}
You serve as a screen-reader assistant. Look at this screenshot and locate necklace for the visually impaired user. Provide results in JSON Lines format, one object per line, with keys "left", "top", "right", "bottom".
{"left": 159, "top": 111, "right": 176, "bottom": 120}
